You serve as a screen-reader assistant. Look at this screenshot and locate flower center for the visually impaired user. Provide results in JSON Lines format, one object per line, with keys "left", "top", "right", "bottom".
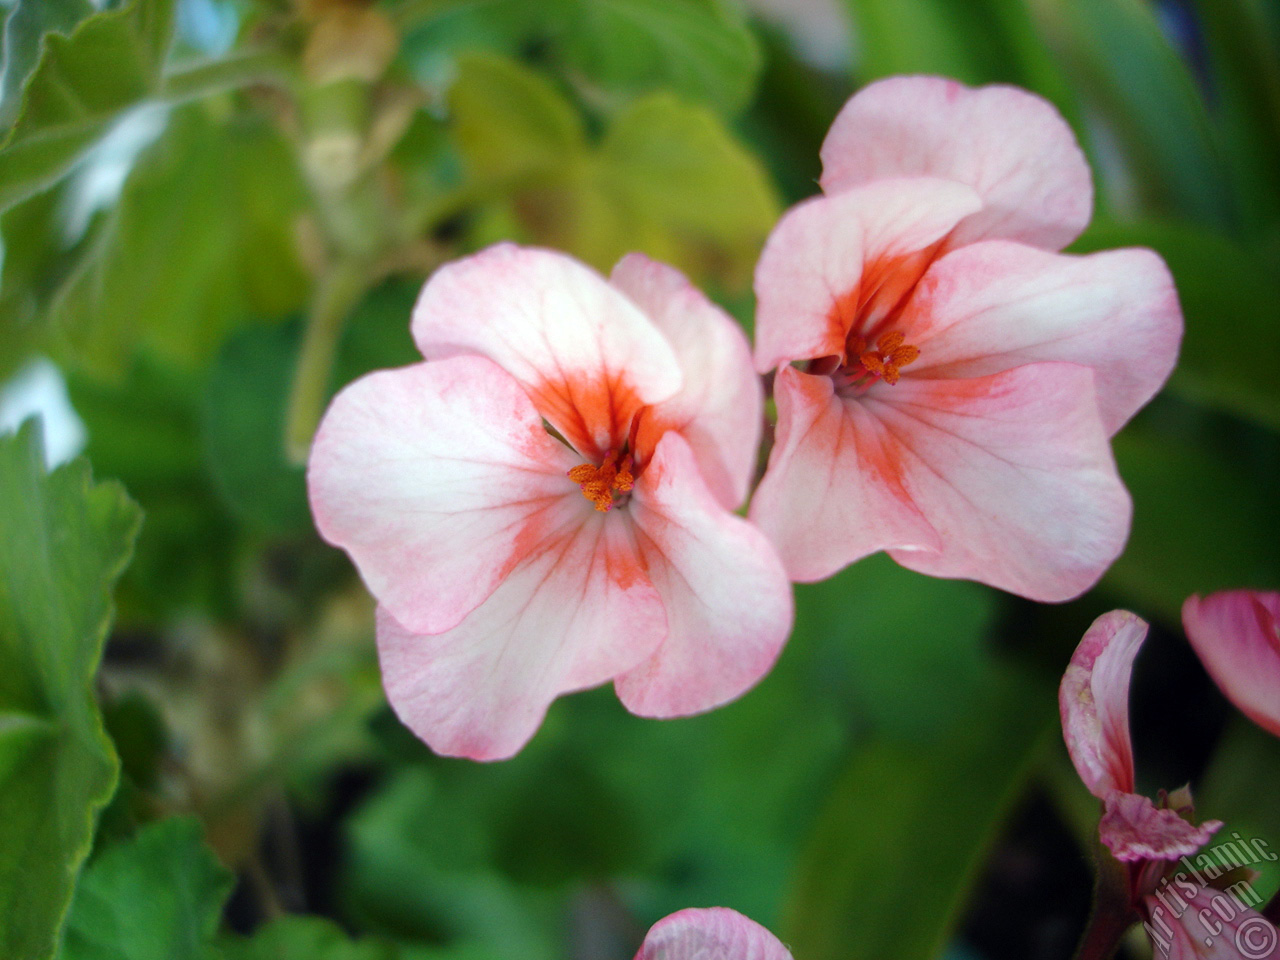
{"left": 824, "top": 330, "right": 921, "bottom": 395}
{"left": 850, "top": 331, "right": 920, "bottom": 385}
{"left": 568, "top": 449, "right": 634, "bottom": 512}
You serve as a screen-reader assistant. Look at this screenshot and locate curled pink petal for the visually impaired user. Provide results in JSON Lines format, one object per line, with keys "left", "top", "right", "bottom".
{"left": 1183, "top": 591, "right": 1280, "bottom": 739}
{"left": 1061, "top": 610, "right": 1145, "bottom": 798}
{"left": 614, "top": 433, "right": 793, "bottom": 716}
{"left": 820, "top": 75, "right": 1093, "bottom": 250}
{"left": 752, "top": 177, "right": 982, "bottom": 375}
{"left": 411, "top": 243, "right": 683, "bottom": 460}
{"left": 902, "top": 240, "right": 1182, "bottom": 434}
{"left": 308, "top": 356, "right": 579, "bottom": 635}
{"left": 1101, "top": 791, "right": 1222, "bottom": 862}
{"left": 637, "top": 907, "right": 793, "bottom": 960}
{"left": 611, "top": 253, "right": 763, "bottom": 510}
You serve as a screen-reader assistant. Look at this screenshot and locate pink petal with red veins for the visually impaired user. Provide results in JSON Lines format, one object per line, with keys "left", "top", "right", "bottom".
{"left": 1060, "top": 610, "right": 1145, "bottom": 798}
{"left": 1184, "top": 591, "right": 1280, "bottom": 739}
{"left": 875, "top": 363, "right": 1131, "bottom": 601}
{"left": 753, "top": 178, "right": 981, "bottom": 374}
{"left": 411, "top": 243, "right": 682, "bottom": 460}
{"left": 1100, "top": 791, "right": 1221, "bottom": 862}
{"left": 610, "top": 253, "right": 762, "bottom": 510}
{"left": 748, "top": 365, "right": 941, "bottom": 583}
{"left": 819, "top": 75, "right": 1093, "bottom": 250}
{"left": 636, "top": 908, "right": 794, "bottom": 960}
{"left": 308, "top": 356, "right": 580, "bottom": 636}
{"left": 614, "top": 433, "right": 793, "bottom": 716}
{"left": 1152, "top": 884, "right": 1280, "bottom": 960}
{"left": 376, "top": 511, "right": 666, "bottom": 761}
{"left": 902, "top": 241, "right": 1182, "bottom": 434}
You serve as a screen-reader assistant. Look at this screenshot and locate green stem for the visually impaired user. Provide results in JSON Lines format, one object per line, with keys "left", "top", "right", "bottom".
{"left": 159, "top": 49, "right": 295, "bottom": 105}
{"left": 284, "top": 258, "right": 373, "bottom": 465}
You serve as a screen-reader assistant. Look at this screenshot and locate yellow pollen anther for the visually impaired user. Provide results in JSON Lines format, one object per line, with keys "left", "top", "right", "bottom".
{"left": 568, "top": 451, "right": 634, "bottom": 512}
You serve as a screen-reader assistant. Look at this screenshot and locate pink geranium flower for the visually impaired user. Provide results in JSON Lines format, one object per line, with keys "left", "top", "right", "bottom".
{"left": 1184, "top": 590, "right": 1280, "bottom": 738}
{"left": 637, "top": 908, "right": 793, "bottom": 960}
{"left": 1061, "top": 611, "right": 1279, "bottom": 959}
{"left": 750, "top": 75, "right": 1182, "bottom": 601}
{"left": 308, "top": 244, "right": 792, "bottom": 761}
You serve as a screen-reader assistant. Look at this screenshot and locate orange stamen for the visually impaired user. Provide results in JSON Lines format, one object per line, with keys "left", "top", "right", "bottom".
{"left": 568, "top": 451, "right": 634, "bottom": 512}
{"left": 853, "top": 329, "right": 921, "bottom": 387}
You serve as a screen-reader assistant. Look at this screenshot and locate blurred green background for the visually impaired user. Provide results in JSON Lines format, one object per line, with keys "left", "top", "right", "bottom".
{"left": 1, "top": 1, "right": 1278, "bottom": 958}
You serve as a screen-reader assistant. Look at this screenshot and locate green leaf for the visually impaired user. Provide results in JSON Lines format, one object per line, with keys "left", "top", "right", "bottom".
{"left": 557, "top": 0, "right": 762, "bottom": 116}
{"left": 449, "top": 55, "right": 778, "bottom": 287}
{"left": 1032, "top": 0, "right": 1233, "bottom": 225}
{"left": 1073, "top": 219, "right": 1280, "bottom": 431}
{"left": 448, "top": 52, "right": 586, "bottom": 188}
{"left": 203, "top": 322, "right": 311, "bottom": 535}
{"left": 0, "top": 421, "right": 141, "bottom": 960}
{"left": 48, "top": 105, "right": 308, "bottom": 377}
{"left": 1191, "top": 0, "right": 1280, "bottom": 231}
{"left": 0, "top": 183, "right": 107, "bottom": 378}
{"left": 789, "top": 554, "right": 998, "bottom": 739}
{"left": 344, "top": 765, "right": 563, "bottom": 959}
{"left": 66, "top": 360, "right": 236, "bottom": 624}
{"left": 598, "top": 92, "right": 780, "bottom": 284}
{"left": 1106, "top": 424, "right": 1280, "bottom": 623}
{"left": 1199, "top": 717, "right": 1280, "bottom": 903}
{"left": 59, "top": 817, "right": 234, "bottom": 960}
{"left": 0, "top": 0, "right": 177, "bottom": 212}
{"left": 840, "top": 0, "right": 1074, "bottom": 107}
{"left": 225, "top": 915, "right": 500, "bottom": 960}
{"left": 781, "top": 670, "right": 1055, "bottom": 960}
{"left": 0, "top": 0, "right": 95, "bottom": 127}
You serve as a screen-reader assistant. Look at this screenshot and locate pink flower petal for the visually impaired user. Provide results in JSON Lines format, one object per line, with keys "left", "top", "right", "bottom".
{"left": 819, "top": 75, "right": 1093, "bottom": 250}
{"left": 308, "top": 356, "right": 580, "bottom": 635}
{"left": 614, "top": 433, "right": 793, "bottom": 716}
{"left": 1151, "top": 883, "right": 1280, "bottom": 960}
{"left": 901, "top": 240, "right": 1182, "bottom": 434}
{"left": 752, "top": 177, "right": 982, "bottom": 374}
{"left": 748, "top": 365, "right": 941, "bottom": 583}
{"left": 610, "top": 253, "right": 763, "bottom": 510}
{"left": 876, "top": 363, "right": 1131, "bottom": 601}
{"left": 1060, "top": 610, "right": 1145, "bottom": 799}
{"left": 636, "top": 908, "right": 794, "bottom": 960}
{"left": 411, "top": 243, "right": 683, "bottom": 460}
{"left": 1100, "top": 791, "right": 1221, "bottom": 862}
{"left": 376, "top": 512, "right": 666, "bottom": 761}
{"left": 1184, "top": 591, "right": 1280, "bottom": 739}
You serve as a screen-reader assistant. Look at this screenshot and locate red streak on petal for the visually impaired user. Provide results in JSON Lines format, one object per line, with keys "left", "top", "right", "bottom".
{"left": 529, "top": 369, "right": 644, "bottom": 461}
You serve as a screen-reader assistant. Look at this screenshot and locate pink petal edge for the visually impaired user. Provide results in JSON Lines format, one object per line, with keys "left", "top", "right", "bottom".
{"left": 308, "top": 355, "right": 579, "bottom": 636}
{"left": 1183, "top": 591, "right": 1280, "bottom": 739}
{"left": 820, "top": 75, "right": 1093, "bottom": 250}
{"left": 637, "top": 907, "right": 794, "bottom": 960}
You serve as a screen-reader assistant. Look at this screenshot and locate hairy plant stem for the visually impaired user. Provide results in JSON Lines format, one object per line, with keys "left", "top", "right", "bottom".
{"left": 1073, "top": 843, "right": 1138, "bottom": 960}
{"left": 284, "top": 257, "right": 373, "bottom": 465}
